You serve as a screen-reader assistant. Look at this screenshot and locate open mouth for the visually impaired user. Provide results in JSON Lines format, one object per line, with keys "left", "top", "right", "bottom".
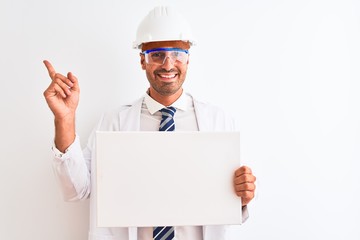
{"left": 157, "top": 73, "right": 178, "bottom": 81}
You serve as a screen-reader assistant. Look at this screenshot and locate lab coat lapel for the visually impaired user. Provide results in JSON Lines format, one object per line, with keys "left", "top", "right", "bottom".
{"left": 194, "top": 98, "right": 213, "bottom": 132}
{"left": 119, "top": 97, "right": 143, "bottom": 131}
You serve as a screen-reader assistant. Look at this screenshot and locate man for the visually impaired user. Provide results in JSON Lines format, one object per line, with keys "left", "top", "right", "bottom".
{"left": 43, "top": 6, "right": 256, "bottom": 240}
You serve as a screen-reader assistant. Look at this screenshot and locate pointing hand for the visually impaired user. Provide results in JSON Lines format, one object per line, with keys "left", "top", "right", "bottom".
{"left": 43, "top": 60, "right": 80, "bottom": 120}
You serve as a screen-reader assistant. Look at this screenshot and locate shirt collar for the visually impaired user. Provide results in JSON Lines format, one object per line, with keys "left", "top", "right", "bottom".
{"left": 144, "top": 90, "right": 189, "bottom": 115}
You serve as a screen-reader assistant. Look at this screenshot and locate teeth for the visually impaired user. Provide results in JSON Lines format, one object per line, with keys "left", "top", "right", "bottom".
{"left": 159, "top": 74, "right": 176, "bottom": 78}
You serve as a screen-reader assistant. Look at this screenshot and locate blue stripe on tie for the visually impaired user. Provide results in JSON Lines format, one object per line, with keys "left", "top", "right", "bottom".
{"left": 153, "top": 226, "right": 164, "bottom": 237}
{"left": 153, "top": 226, "right": 174, "bottom": 240}
{"left": 161, "top": 121, "right": 175, "bottom": 132}
{"left": 159, "top": 107, "right": 176, "bottom": 132}
{"left": 165, "top": 230, "right": 175, "bottom": 240}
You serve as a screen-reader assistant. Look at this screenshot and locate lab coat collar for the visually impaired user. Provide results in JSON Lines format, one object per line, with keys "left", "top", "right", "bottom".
{"left": 119, "top": 93, "right": 205, "bottom": 132}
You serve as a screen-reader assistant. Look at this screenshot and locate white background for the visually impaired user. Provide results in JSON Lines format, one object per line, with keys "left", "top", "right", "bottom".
{"left": 1, "top": 0, "right": 359, "bottom": 239}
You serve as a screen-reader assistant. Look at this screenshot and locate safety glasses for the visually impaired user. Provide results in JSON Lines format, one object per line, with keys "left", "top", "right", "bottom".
{"left": 142, "top": 48, "right": 189, "bottom": 65}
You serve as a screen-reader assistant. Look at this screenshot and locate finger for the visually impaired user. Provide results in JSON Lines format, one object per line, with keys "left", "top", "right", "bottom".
{"left": 44, "top": 80, "right": 69, "bottom": 99}
{"left": 234, "top": 174, "right": 256, "bottom": 185}
{"left": 235, "top": 182, "right": 256, "bottom": 192}
{"left": 54, "top": 73, "right": 73, "bottom": 87}
{"left": 67, "top": 72, "right": 79, "bottom": 90}
{"left": 53, "top": 83, "right": 67, "bottom": 98}
{"left": 43, "top": 60, "right": 57, "bottom": 79}
{"left": 54, "top": 78, "right": 72, "bottom": 96}
{"left": 235, "top": 190, "right": 255, "bottom": 199}
{"left": 235, "top": 165, "right": 252, "bottom": 177}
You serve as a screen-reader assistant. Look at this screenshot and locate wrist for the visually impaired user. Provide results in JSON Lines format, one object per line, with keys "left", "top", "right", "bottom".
{"left": 54, "top": 116, "right": 76, "bottom": 152}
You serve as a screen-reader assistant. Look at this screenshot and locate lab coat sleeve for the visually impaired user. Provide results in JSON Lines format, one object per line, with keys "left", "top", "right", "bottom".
{"left": 52, "top": 135, "right": 91, "bottom": 201}
{"left": 242, "top": 205, "right": 249, "bottom": 222}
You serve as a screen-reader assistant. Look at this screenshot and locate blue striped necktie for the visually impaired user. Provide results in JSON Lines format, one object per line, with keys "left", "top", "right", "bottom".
{"left": 153, "top": 106, "right": 176, "bottom": 240}
{"left": 159, "top": 106, "right": 176, "bottom": 132}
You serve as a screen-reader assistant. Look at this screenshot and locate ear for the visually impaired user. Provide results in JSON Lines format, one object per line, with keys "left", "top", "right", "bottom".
{"left": 140, "top": 53, "right": 146, "bottom": 70}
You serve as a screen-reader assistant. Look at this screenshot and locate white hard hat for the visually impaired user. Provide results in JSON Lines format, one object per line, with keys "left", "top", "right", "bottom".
{"left": 133, "top": 6, "right": 196, "bottom": 49}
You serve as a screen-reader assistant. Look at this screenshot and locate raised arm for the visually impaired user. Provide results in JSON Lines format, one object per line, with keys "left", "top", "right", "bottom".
{"left": 43, "top": 60, "right": 80, "bottom": 152}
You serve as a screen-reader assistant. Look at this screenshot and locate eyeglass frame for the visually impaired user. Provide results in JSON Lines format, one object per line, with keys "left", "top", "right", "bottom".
{"left": 141, "top": 47, "right": 189, "bottom": 65}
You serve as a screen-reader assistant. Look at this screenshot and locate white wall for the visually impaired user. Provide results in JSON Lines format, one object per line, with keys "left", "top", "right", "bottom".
{"left": 1, "top": 0, "right": 359, "bottom": 239}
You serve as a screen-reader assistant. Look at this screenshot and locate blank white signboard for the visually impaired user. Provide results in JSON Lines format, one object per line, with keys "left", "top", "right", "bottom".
{"left": 96, "top": 131, "right": 241, "bottom": 227}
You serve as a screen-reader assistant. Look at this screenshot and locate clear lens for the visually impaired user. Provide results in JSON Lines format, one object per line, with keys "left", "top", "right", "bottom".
{"left": 143, "top": 48, "right": 189, "bottom": 65}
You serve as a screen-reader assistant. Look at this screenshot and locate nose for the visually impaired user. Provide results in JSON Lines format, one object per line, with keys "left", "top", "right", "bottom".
{"left": 161, "top": 56, "right": 175, "bottom": 70}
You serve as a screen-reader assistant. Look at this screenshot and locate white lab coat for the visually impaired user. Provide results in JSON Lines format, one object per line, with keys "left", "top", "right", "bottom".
{"left": 53, "top": 94, "right": 249, "bottom": 240}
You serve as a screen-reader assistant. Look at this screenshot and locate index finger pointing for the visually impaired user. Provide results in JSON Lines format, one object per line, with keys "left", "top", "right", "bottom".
{"left": 43, "top": 60, "right": 56, "bottom": 79}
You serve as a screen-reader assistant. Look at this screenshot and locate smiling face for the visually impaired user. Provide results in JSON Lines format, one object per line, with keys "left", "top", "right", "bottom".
{"left": 140, "top": 41, "right": 190, "bottom": 105}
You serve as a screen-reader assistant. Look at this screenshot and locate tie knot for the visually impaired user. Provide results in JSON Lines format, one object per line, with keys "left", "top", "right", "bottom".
{"left": 160, "top": 106, "right": 176, "bottom": 118}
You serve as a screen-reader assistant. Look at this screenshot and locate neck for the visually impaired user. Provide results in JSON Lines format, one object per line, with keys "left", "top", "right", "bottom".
{"left": 149, "top": 88, "right": 183, "bottom": 106}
